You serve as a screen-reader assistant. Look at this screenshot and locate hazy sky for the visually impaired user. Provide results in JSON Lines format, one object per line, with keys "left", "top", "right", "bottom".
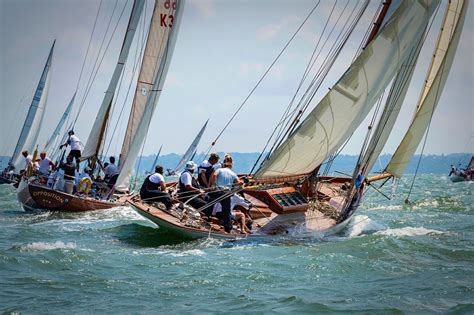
{"left": 0, "top": 0, "right": 473, "bottom": 159}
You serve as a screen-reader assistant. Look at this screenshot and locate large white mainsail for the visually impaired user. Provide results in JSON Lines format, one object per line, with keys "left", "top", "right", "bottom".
{"left": 255, "top": 0, "right": 438, "bottom": 179}
{"left": 43, "top": 93, "right": 75, "bottom": 155}
{"left": 81, "top": 0, "right": 145, "bottom": 160}
{"left": 115, "top": 0, "right": 184, "bottom": 191}
{"left": 173, "top": 119, "right": 209, "bottom": 173}
{"left": 10, "top": 40, "right": 55, "bottom": 169}
{"left": 386, "top": 0, "right": 467, "bottom": 178}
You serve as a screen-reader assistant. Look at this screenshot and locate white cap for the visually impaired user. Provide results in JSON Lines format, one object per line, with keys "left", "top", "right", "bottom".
{"left": 185, "top": 161, "right": 196, "bottom": 170}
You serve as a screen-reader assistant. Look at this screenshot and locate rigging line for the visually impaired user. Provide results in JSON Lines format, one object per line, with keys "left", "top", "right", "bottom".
{"left": 205, "top": 0, "right": 322, "bottom": 155}
{"left": 273, "top": 0, "right": 352, "bottom": 143}
{"left": 267, "top": 0, "right": 349, "bottom": 159}
{"left": 352, "top": 0, "right": 382, "bottom": 62}
{"left": 73, "top": 0, "right": 103, "bottom": 101}
{"left": 248, "top": 0, "right": 333, "bottom": 174}
{"left": 405, "top": 0, "right": 459, "bottom": 204}
{"left": 264, "top": 0, "right": 367, "bottom": 165}
{"left": 73, "top": 0, "right": 128, "bottom": 126}
{"left": 78, "top": 0, "right": 120, "bottom": 117}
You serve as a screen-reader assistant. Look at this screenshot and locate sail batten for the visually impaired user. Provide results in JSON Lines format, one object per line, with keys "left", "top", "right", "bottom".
{"left": 81, "top": 0, "right": 145, "bottom": 160}
{"left": 255, "top": 0, "right": 439, "bottom": 179}
{"left": 10, "top": 40, "right": 55, "bottom": 169}
{"left": 386, "top": 0, "right": 467, "bottom": 178}
{"left": 115, "top": 0, "right": 184, "bottom": 191}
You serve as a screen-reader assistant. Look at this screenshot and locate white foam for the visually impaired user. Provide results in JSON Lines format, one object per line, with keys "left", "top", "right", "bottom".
{"left": 19, "top": 241, "right": 77, "bottom": 251}
{"left": 375, "top": 226, "right": 444, "bottom": 237}
{"left": 166, "top": 249, "right": 205, "bottom": 257}
{"left": 344, "top": 215, "right": 387, "bottom": 237}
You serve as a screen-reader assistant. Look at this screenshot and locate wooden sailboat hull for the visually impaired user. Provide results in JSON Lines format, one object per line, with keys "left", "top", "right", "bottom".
{"left": 126, "top": 193, "right": 354, "bottom": 241}
{"left": 17, "top": 179, "right": 39, "bottom": 211}
{"left": 27, "top": 183, "right": 123, "bottom": 212}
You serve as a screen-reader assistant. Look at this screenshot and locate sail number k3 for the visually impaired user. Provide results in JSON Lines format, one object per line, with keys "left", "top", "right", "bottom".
{"left": 160, "top": 14, "right": 174, "bottom": 27}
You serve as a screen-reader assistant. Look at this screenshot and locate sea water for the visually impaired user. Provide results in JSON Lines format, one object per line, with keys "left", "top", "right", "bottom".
{"left": 0, "top": 174, "right": 472, "bottom": 313}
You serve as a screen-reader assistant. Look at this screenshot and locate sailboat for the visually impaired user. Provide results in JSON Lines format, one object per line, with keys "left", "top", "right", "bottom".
{"left": 127, "top": 0, "right": 467, "bottom": 240}
{"left": 18, "top": 0, "right": 184, "bottom": 211}
{"left": 146, "top": 145, "right": 163, "bottom": 175}
{"left": 449, "top": 156, "right": 474, "bottom": 182}
{"left": 0, "top": 41, "right": 55, "bottom": 187}
{"left": 166, "top": 119, "right": 209, "bottom": 176}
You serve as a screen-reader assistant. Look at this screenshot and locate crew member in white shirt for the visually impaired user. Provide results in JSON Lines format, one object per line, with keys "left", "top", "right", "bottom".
{"left": 36, "top": 151, "right": 55, "bottom": 175}
{"left": 60, "top": 130, "right": 82, "bottom": 171}
{"left": 104, "top": 156, "right": 120, "bottom": 187}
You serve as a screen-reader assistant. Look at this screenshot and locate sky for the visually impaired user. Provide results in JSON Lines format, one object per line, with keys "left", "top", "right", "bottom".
{"left": 0, "top": 0, "right": 473, "bottom": 159}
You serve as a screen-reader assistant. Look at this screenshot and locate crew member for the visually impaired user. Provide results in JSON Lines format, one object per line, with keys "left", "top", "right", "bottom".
{"left": 104, "top": 156, "right": 120, "bottom": 187}
{"left": 59, "top": 155, "right": 76, "bottom": 194}
{"left": 198, "top": 153, "right": 220, "bottom": 188}
{"left": 60, "top": 130, "right": 82, "bottom": 171}
{"left": 178, "top": 161, "right": 207, "bottom": 210}
{"left": 140, "top": 165, "right": 172, "bottom": 209}
{"left": 36, "top": 151, "right": 55, "bottom": 175}
{"left": 208, "top": 154, "right": 242, "bottom": 233}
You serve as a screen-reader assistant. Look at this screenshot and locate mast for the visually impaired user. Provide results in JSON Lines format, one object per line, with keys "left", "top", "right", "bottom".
{"left": 81, "top": 0, "right": 145, "bottom": 165}
{"left": 10, "top": 40, "right": 55, "bottom": 169}
{"left": 115, "top": 0, "right": 185, "bottom": 191}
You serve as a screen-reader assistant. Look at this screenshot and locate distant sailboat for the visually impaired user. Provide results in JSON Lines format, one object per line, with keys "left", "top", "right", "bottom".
{"left": 20, "top": 0, "right": 184, "bottom": 211}
{"left": 1, "top": 41, "right": 55, "bottom": 185}
{"left": 167, "top": 119, "right": 209, "bottom": 176}
{"left": 147, "top": 144, "right": 163, "bottom": 174}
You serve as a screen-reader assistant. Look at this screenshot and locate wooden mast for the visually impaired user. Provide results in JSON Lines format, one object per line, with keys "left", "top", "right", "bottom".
{"left": 364, "top": 0, "right": 392, "bottom": 49}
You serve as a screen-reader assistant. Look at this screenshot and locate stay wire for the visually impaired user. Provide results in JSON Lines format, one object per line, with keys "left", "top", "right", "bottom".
{"left": 205, "top": 0, "right": 322, "bottom": 156}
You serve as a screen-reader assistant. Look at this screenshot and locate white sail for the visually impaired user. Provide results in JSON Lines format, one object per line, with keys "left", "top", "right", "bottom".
{"left": 150, "top": 144, "right": 163, "bottom": 173}
{"left": 386, "top": 0, "right": 467, "bottom": 178}
{"left": 115, "top": 0, "right": 184, "bottom": 191}
{"left": 10, "top": 40, "right": 55, "bottom": 169}
{"left": 361, "top": 37, "right": 425, "bottom": 179}
{"left": 81, "top": 0, "right": 145, "bottom": 160}
{"left": 255, "top": 0, "right": 438, "bottom": 179}
{"left": 173, "top": 119, "right": 208, "bottom": 173}
{"left": 43, "top": 93, "right": 75, "bottom": 155}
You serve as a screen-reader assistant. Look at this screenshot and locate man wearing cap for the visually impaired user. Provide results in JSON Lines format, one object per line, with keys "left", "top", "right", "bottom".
{"left": 178, "top": 161, "right": 207, "bottom": 210}
{"left": 60, "top": 130, "right": 82, "bottom": 171}
{"left": 36, "top": 151, "right": 55, "bottom": 175}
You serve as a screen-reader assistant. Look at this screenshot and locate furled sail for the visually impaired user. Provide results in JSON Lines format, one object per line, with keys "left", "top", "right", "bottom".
{"left": 43, "top": 93, "right": 75, "bottom": 155}
{"left": 255, "top": 0, "right": 438, "bottom": 179}
{"left": 386, "top": 0, "right": 467, "bottom": 178}
{"left": 81, "top": 0, "right": 145, "bottom": 160}
{"left": 10, "top": 40, "right": 55, "bottom": 169}
{"left": 115, "top": 0, "right": 184, "bottom": 191}
{"left": 173, "top": 119, "right": 208, "bottom": 173}
{"left": 150, "top": 144, "right": 163, "bottom": 173}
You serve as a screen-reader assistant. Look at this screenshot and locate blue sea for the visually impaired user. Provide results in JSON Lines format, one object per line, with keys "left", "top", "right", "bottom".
{"left": 0, "top": 174, "right": 472, "bottom": 314}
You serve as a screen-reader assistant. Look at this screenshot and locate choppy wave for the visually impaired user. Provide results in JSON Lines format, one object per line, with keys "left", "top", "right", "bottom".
{"left": 344, "top": 215, "right": 387, "bottom": 237}
{"left": 17, "top": 241, "right": 77, "bottom": 251}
